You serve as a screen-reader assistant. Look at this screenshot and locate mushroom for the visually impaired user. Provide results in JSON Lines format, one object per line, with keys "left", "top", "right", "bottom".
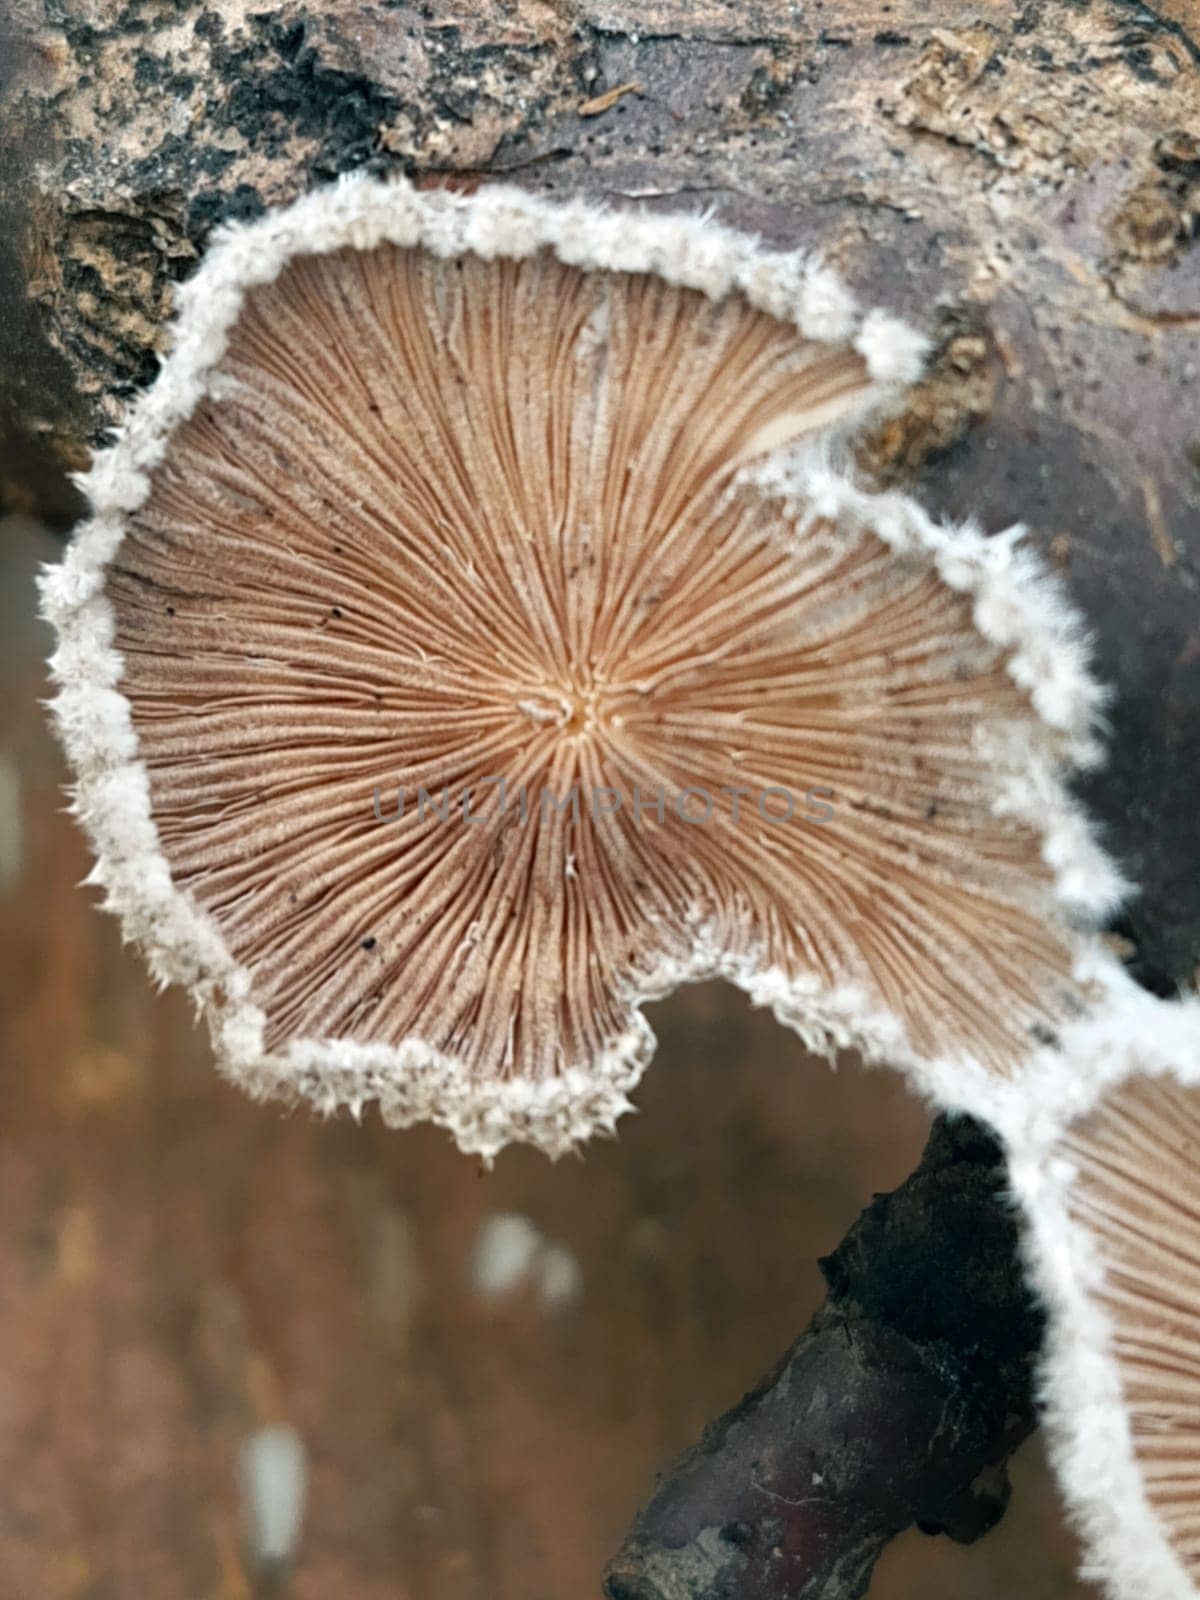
{"left": 1006, "top": 993, "right": 1200, "bottom": 1600}
{"left": 41, "top": 174, "right": 1127, "bottom": 1157}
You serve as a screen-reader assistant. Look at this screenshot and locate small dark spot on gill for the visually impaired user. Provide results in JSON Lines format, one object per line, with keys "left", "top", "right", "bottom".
{"left": 333, "top": 543, "right": 344, "bottom": 553}
{"left": 331, "top": 605, "right": 343, "bottom": 618}
{"left": 925, "top": 799, "right": 939, "bottom": 820}
{"left": 166, "top": 604, "right": 175, "bottom": 616}
{"left": 361, "top": 936, "right": 377, "bottom": 951}
{"left": 1030, "top": 1022, "right": 1060, "bottom": 1048}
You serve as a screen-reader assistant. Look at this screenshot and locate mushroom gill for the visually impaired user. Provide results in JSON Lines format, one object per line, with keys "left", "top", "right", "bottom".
{"left": 43, "top": 179, "right": 1124, "bottom": 1153}
{"left": 1066, "top": 1076, "right": 1200, "bottom": 1581}
{"left": 1010, "top": 1044, "right": 1200, "bottom": 1600}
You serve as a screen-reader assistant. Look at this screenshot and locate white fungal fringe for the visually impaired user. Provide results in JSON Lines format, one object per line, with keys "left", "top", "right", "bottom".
{"left": 40, "top": 171, "right": 924, "bottom": 645}
{"left": 36, "top": 170, "right": 944, "bottom": 1161}
{"left": 752, "top": 454, "right": 1131, "bottom": 920}
{"left": 40, "top": 168, "right": 1134, "bottom": 1157}
{"left": 1005, "top": 995, "right": 1200, "bottom": 1600}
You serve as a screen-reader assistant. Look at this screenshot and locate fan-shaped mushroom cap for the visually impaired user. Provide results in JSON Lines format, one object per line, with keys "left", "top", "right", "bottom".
{"left": 1007, "top": 994, "right": 1200, "bottom": 1600}
{"left": 42, "top": 176, "right": 1126, "bottom": 1156}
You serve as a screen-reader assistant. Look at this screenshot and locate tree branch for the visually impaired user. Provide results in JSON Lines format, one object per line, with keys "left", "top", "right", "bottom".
{"left": 605, "top": 1115, "right": 1044, "bottom": 1600}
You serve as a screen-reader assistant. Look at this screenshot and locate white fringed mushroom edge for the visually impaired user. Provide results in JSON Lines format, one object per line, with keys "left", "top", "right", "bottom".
{"left": 38, "top": 172, "right": 1135, "bottom": 1158}
{"left": 989, "top": 993, "right": 1200, "bottom": 1600}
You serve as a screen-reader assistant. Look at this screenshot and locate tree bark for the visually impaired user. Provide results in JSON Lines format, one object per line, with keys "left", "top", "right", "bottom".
{"left": 2, "top": 3, "right": 1198, "bottom": 1594}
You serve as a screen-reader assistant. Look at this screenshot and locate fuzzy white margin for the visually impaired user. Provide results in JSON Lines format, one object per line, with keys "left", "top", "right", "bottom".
{"left": 40, "top": 170, "right": 1132, "bottom": 1163}
{"left": 991, "top": 988, "right": 1200, "bottom": 1600}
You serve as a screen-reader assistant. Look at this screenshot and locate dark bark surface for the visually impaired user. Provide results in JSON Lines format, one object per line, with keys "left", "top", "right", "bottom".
{"left": 604, "top": 1116, "right": 1045, "bottom": 1600}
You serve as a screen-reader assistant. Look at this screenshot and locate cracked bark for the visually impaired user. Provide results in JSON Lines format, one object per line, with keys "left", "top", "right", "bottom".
{"left": 1, "top": 3, "right": 1198, "bottom": 1596}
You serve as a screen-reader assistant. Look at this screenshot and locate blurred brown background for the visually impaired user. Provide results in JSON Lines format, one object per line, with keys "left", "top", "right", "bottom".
{"left": 0, "top": 513, "right": 1091, "bottom": 1599}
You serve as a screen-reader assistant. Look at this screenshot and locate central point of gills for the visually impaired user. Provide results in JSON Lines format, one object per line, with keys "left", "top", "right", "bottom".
{"left": 518, "top": 683, "right": 608, "bottom": 738}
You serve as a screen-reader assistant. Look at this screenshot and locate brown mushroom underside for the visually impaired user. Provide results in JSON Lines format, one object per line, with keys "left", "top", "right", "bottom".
{"left": 1062, "top": 1075, "right": 1200, "bottom": 1578}
{"left": 107, "top": 245, "right": 1080, "bottom": 1084}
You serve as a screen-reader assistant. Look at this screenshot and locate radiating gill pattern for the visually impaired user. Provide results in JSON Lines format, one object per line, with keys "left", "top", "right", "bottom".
{"left": 1062, "top": 1075, "right": 1200, "bottom": 1581}
{"left": 107, "top": 245, "right": 1083, "bottom": 1088}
